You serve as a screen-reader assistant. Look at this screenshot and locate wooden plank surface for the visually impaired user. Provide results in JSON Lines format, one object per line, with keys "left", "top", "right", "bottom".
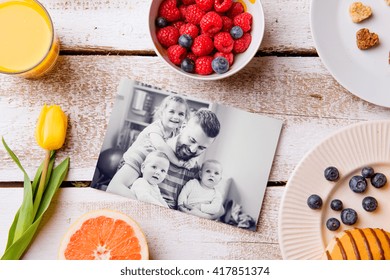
{"left": 0, "top": 187, "right": 283, "bottom": 259}
{"left": 1, "top": 56, "right": 389, "bottom": 182}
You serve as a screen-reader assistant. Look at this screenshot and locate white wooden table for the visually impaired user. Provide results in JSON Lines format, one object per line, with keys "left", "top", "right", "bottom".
{"left": 1, "top": 0, "right": 389, "bottom": 260}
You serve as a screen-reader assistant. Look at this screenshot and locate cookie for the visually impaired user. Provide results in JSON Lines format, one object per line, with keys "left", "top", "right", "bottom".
{"left": 386, "top": 0, "right": 390, "bottom": 5}
{"left": 349, "top": 2, "right": 372, "bottom": 23}
{"left": 356, "top": 28, "right": 379, "bottom": 50}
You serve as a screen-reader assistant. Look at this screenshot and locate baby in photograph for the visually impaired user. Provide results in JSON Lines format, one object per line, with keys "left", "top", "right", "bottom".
{"left": 130, "top": 150, "right": 170, "bottom": 208}
{"left": 178, "top": 159, "right": 224, "bottom": 220}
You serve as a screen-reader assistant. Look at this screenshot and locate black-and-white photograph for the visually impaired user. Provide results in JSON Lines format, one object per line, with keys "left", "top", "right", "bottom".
{"left": 91, "top": 77, "right": 283, "bottom": 231}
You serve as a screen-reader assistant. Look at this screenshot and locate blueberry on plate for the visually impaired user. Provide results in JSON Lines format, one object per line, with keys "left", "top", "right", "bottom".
{"left": 361, "top": 166, "right": 374, "bottom": 178}
{"left": 211, "top": 57, "right": 229, "bottom": 74}
{"left": 349, "top": 175, "right": 367, "bottom": 193}
{"left": 330, "top": 199, "right": 343, "bottom": 211}
{"left": 324, "top": 166, "right": 339, "bottom": 181}
{"left": 307, "top": 194, "right": 322, "bottom": 210}
{"left": 371, "top": 173, "right": 387, "bottom": 188}
{"left": 341, "top": 208, "right": 358, "bottom": 225}
{"left": 326, "top": 217, "right": 340, "bottom": 231}
{"left": 181, "top": 58, "right": 195, "bottom": 73}
{"left": 362, "top": 196, "right": 378, "bottom": 212}
{"left": 178, "top": 34, "right": 193, "bottom": 49}
{"left": 230, "top": 26, "right": 244, "bottom": 39}
{"left": 155, "top": 17, "right": 168, "bottom": 28}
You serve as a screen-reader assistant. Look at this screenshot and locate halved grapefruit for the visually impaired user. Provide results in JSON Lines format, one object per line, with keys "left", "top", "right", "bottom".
{"left": 58, "top": 209, "right": 149, "bottom": 260}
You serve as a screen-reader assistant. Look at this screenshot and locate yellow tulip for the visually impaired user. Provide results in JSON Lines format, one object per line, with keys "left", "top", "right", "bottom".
{"left": 35, "top": 104, "right": 67, "bottom": 150}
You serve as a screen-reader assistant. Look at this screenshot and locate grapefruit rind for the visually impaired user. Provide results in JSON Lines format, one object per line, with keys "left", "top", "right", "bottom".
{"left": 58, "top": 209, "right": 149, "bottom": 260}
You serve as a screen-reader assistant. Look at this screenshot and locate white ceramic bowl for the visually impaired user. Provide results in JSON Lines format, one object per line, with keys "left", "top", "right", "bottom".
{"left": 148, "top": 0, "right": 265, "bottom": 80}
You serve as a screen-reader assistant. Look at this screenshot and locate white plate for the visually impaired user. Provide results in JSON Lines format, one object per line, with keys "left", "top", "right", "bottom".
{"left": 311, "top": 0, "right": 390, "bottom": 107}
{"left": 278, "top": 120, "right": 390, "bottom": 259}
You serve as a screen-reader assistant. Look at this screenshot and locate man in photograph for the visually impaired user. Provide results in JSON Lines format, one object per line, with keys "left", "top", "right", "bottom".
{"left": 106, "top": 108, "right": 222, "bottom": 215}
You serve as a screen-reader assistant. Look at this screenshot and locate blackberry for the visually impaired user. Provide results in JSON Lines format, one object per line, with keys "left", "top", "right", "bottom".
{"left": 349, "top": 175, "right": 367, "bottom": 193}
{"left": 155, "top": 17, "right": 168, "bottom": 28}
{"left": 324, "top": 166, "right": 339, "bottom": 181}
{"left": 371, "top": 173, "right": 387, "bottom": 188}
{"left": 340, "top": 208, "right": 358, "bottom": 225}
{"left": 361, "top": 166, "right": 374, "bottom": 178}
{"left": 326, "top": 218, "right": 341, "bottom": 231}
{"left": 330, "top": 199, "right": 343, "bottom": 211}
{"left": 180, "top": 58, "right": 195, "bottom": 73}
{"left": 178, "top": 34, "right": 193, "bottom": 49}
{"left": 211, "top": 57, "right": 229, "bottom": 74}
{"left": 230, "top": 26, "right": 244, "bottom": 39}
{"left": 307, "top": 194, "right": 322, "bottom": 210}
{"left": 362, "top": 196, "right": 378, "bottom": 212}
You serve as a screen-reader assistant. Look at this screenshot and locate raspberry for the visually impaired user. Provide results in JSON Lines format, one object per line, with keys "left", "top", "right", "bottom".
{"left": 179, "top": 23, "right": 199, "bottom": 39}
{"left": 168, "top": 45, "right": 188, "bottom": 65}
{"left": 227, "top": 2, "right": 244, "bottom": 18}
{"left": 158, "top": 0, "right": 181, "bottom": 22}
{"left": 214, "top": 0, "right": 233, "bottom": 13}
{"left": 191, "top": 34, "right": 214, "bottom": 56}
{"left": 185, "top": 4, "right": 206, "bottom": 25}
{"left": 187, "top": 52, "right": 197, "bottom": 62}
{"left": 179, "top": 5, "right": 188, "bottom": 19}
{"left": 200, "top": 12, "right": 223, "bottom": 35}
{"left": 221, "top": 16, "right": 233, "bottom": 32}
{"left": 195, "top": 56, "right": 214, "bottom": 75}
{"left": 233, "top": 12, "right": 252, "bottom": 33}
{"left": 172, "top": 21, "right": 185, "bottom": 30}
{"left": 181, "top": 0, "right": 195, "bottom": 5}
{"left": 214, "top": 52, "right": 234, "bottom": 66}
{"left": 195, "top": 0, "right": 214, "bottom": 11}
{"left": 214, "top": 32, "right": 234, "bottom": 53}
{"left": 157, "top": 26, "right": 180, "bottom": 48}
{"left": 233, "top": 32, "right": 252, "bottom": 53}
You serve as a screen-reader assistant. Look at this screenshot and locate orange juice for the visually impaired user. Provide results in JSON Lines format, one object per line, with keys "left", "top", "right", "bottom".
{"left": 0, "top": 0, "right": 59, "bottom": 78}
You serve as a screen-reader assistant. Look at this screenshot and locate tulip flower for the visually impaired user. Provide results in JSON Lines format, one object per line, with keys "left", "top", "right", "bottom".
{"left": 1, "top": 104, "right": 70, "bottom": 260}
{"left": 35, "top": 104, "right": 68, "bottom": 150}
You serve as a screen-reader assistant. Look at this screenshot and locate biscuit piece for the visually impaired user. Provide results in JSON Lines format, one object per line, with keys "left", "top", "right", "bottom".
{"left": 356, "top": 28, "right": 379, "bottom": 50}
{"left": 386, "top": 0, "right": 390, "bottom": 5}
{"left": 349, "top": 2, "right": 372, "bottom": 23}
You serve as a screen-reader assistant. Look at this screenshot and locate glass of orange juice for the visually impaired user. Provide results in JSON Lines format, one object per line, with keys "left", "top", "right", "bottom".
{"left": 0, "top": 0, "right": 59, "bottom": 79}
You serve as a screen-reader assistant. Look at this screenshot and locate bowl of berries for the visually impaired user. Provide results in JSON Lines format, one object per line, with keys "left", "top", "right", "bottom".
{"left": 149, "top": 0, "right": 265, "bottom": 80}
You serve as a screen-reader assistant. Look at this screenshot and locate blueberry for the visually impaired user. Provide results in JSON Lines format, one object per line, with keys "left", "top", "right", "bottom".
{"left": 180, "top": 58, "right": 195, "bottom": 73}
{"left": 340, "top": 208, "right": 358, "bottom": 225}
{"left": 230, "top": 26, "right": 244, "bottom": 39}
{"left": 324, "top": 166, "right": 339, "bottom": 181}
{"left": 371, "top": 173, "right": 387, "bottom": 188}
{"left": 330, "top": 199, "right": 343, "bottom": 211}
{"left": 178, "top": 34, "right": 193, "bottom": 49}
{"left": 361, "top": 166, "right": 374, "bottom": 178}
{"left": 155, "top": 17, "right": 168, "bottom": 28}
{"left": 362, "top": 196, "right": 378, "bottom": 212}
{"left": 212, "top": 57, "right": 229, "bottom": 74}
{"left": 307, "top": 194, "right": 322, "bottom": 210}
{"left": 326, "top": 218, "right": 341, "bottom": 231}
{"left": 349, "top": 175, "right": 367, "bottom": 193}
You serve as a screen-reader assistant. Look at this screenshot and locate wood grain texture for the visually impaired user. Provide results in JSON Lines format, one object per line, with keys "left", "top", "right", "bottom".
{"left": 0, "top": 187, "right": 283, "bottom": 260}
{"left": 1, "top": 56, "right": 389, "bottom": 182}
{"left": 38, "top": 0, "right": 315, "bottom": 54}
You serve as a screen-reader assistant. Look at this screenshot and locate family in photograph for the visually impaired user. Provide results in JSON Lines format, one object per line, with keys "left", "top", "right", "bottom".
{"left": 106, "top": 94, "right": 224, "bottom": 220}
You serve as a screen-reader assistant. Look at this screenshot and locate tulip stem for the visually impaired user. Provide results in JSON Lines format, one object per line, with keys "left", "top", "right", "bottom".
{"left": 32, "top": 149, "right": 51, "bottom": 219}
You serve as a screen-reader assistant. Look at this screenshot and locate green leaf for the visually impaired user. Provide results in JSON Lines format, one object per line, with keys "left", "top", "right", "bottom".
{"left": 1, "top": 157, "right": 70, "bottom": 260}
{"left": 1, "top": 138, "right": 34, "bottom": 242}
{"left": 35, "top": 157, "right": 69, "bottom": 219}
